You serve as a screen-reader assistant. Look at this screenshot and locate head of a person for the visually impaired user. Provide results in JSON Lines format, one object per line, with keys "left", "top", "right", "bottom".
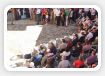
{"left": 81, "top": 31, "right": 86, "bottom": 36}
{"left": 64, "top": 36, "right": 70, "bottom": 42}
{"left": 48, "top": 41, "right": 55, "bottom": 49}
{"left": 39, "top": 44, "right": 44, "bottom": 50}
{"left": 62, "top": 38, "right": 66, "bottom": 43}
{"left": 91, "top": 50, "right": 96, "bottom": 56}
{"left": 91, "top": 26, "right": 96, "bottom": 32}
{"left": 61, "top": 56, "right": 67, "bottom": 60}
{"left": 72, "top": 33, "right": 78, "bottom": 39}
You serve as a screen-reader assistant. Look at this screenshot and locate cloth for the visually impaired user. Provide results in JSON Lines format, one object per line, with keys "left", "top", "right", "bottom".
{"left": 36, "top": 8, "right": 41, "bottom": 14}
{"left": 86, "top": 55, "right": 97, "bottom": 65}
{"left": 85, "top": 32, "right": 93, "bottom": 41}
{"left": 73, "top": 59, "right": 84, "bottom": 68}
{"left": 58, "top": 60, "right": 71, "bottom": 68}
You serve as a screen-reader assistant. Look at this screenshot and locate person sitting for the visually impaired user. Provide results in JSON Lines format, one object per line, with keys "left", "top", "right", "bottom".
{"left": 38, "top": 44, "right": 46, "bottom": 56}
{"left": 82, "top": 41, "right": 92, "bottom": 53}
{"left": 48, "top": 41, "right": 57, "bottom": 54}
{"left": 71, "top": 46, "right": 81, "bottom": 58}
{"left": 60, "top": 49, "right": 71, "bottom": 60}
{"left": 45, "top": 53, "right": 55, "bottom": 68}
{"left": 85, "top": 50, "right": 98, "bottom": 67}
{"left": 32, "top": 54, "right": 42, "bottom": 67}
{"left": 58, "top": 39, "right": 67, "bottom": 53}
{"left": 72, "top": 33, "right": 78, "bottom": 46}
{"left": 58, "top": 56, "right": 71, "bottom": 68}
{"left": 73, "top": 56, "right": 85, "bottom": 68}
{"left": 79, "top": 31, "right": 86, "bottom": 43}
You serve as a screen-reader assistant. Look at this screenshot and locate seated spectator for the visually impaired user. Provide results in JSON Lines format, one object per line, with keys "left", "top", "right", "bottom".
{"left": 32, "top": 54, "right": 42, "bottom": 67}
{"left": 72, "top": 33, "right": 78, "bottom": 46}
{"left": 66, "top": 38, "right": 73, "bottom": 51}
{"left": 48, "top": 41, "right": 57, "bottom": 54}
{"left": 60, "top": 49, "right": 70, "bottom": 60}
{"left": 58, "top": 56, "right": 71, "bottom": 68}
{"left": 73, "top": 56, "right": 85, "bottom": 68}
{"left": 41, "top": 55, "right": 47, "bottom": 68}
{"left": 58, "top": 39, "right": 67, "bottom": 53}
{"left": 85, "top": 30, "right": 93, "bottom": 42}
{"left": 45, "top": 53, "right": 55, "bottom": 68}
{"left": 76, "top": 42, "right": 82, "bottom": 52}
{"left": 85, "top": 50, "right": 98, "bottom": 67}
{"left": 71, "top": 46, "right": 81, "bottom": 57}
{"left": 78, "top": 31, "right": 86, "bottom": 43}
{"left": 38, "top": 44, "right": 46, "bottom": 56}
{"left": 82, "top": 41, "right": 92, "bottom": 53}
{"left": 90, "top": 27, "right": 98, "bottom": 42}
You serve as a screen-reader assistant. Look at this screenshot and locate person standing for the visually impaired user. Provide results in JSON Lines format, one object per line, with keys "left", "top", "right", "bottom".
{"left": 65, "top": 9, "right": 69, "bottom": 26}
{"left": 42, "top": 8, "right": 47, "bottom": 25}
{"left": 29, "top": 8, "right": 34, "bottom": 20}
{"left": 51, "top": 9, "right": 55, "bottom": 24}
{"left": 60, "top": 9, "right": 65, "bottom": 26}
{"left": 7, "top": 8, "right": 14, "bottom": 25}
{"left": 54, "top": 8, "right": 61, "bottom": 26}
{"left": 68, "top": 8, "right": 74, "bottom": 25}
{"left": 36, "top": 8, "right": 41, "bottom": 25}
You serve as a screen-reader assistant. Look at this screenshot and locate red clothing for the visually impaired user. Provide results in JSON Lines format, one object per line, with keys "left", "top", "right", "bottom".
{"left": 42, "top": 8, "right": 47, "bottom": 15}
{"left": 67, "top": 40, "right": 72, "bottom": 48}
{"left": 73, "top": 59, "right": 84, "bottom": 68}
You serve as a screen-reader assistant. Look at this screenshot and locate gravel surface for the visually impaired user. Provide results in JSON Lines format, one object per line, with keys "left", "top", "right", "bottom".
{"left": 36, "top": 24, "right": 77, "bottom": 45}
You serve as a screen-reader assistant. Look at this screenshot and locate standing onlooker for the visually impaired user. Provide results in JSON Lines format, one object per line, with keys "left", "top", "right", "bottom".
{"left": 68, "top": 8, "right": 74, "bottom": 25}
{"left": 29, "top": 8, "right": 34, "bottom": 20}
{"left": 60, "top": 9, "right": 65, "bottom": 26}
{"left": 54, "top": 8, "right": 61, "bottom": 26}
{"left": 7, "top": 8, "right": 14, "bottom": 25}
{"left": 42, "top": 8, "right": 47, "bottom": 25}
{"left": 36, "top": 8, "right": 41, "bottom": 25}
{"left": 65, "top": 9, "right": 69, "bottom": 26}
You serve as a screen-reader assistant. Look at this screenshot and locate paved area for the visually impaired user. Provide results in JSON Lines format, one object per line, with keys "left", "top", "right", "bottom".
{"left": 7, "top": 19, "right": 36, "bottom": 31}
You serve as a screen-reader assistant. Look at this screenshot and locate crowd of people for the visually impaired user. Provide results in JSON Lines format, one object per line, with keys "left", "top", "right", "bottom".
{"left": 8, "top": 8, "right": 98, "bottom": 26}
{"left": 35, "top": 8, "right": 98, "bottom": 26}
{"left": 10, "top": 8, "right": 98, "bottom": 68}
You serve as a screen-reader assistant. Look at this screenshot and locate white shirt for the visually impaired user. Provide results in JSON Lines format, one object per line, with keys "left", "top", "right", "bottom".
{"left": 70, "top": 10, "right": 73, "bottom": 17}
{"left": 85, "top": 32, "right": 93, "bottom": 40}
{"left": 36, "top": 8, "right": 41, "bottom": 14}
{"left": 54, "top": 9, "right": 60, "bottom": 16}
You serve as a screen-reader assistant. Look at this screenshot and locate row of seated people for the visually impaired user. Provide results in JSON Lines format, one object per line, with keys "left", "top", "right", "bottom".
{"left": 23, "top": 24, "right": 98, "bottom": 68}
